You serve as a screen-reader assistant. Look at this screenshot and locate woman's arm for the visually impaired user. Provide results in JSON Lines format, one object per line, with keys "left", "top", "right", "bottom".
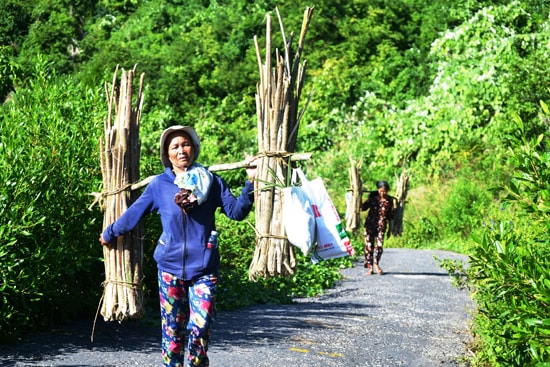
{"left": 100, "top": 183, "right": 156, "bottom": 245}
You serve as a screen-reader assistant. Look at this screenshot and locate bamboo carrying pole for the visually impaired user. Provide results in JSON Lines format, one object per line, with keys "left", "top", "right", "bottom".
{"left": 248, "top": 7, "right": 315, "bottom": 280}
{"left": 99, "top": 65, "right": 145, "bottom": 322}
{"left": 391, "top": 170, "right": 410, "bottom": 236}
{"left": 345, "top": 156, "right": 363, "bottom": 236}
{"left": 88, "top": 152, "right": 312, "bottom": 203}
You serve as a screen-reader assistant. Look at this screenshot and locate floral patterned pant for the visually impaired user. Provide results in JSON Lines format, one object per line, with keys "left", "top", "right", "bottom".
{"left": 158, "top": 271, "right": 217, "bottom": 367}
{"left": 364, "top": 231, "right": 384, "bottom": 268}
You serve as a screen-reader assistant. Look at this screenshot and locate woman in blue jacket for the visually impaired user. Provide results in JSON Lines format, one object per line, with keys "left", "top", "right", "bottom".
{"left": 100, "top": 125, "right": 257, "bottom": 367}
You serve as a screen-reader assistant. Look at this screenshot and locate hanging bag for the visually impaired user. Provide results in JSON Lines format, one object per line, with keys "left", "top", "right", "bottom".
{"left": 282, "top": 173, "right": 316, "bottom": 255}
{"left": 294, "top": 168, "right": 354, "bottom": 263}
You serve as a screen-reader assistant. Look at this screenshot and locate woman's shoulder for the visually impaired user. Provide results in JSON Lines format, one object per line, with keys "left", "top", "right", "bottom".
{"left": 368, "top": 191, "right": 379, "bottom": 199}
{"left": 146, "top": 169, "right": 175, "bottom": 188}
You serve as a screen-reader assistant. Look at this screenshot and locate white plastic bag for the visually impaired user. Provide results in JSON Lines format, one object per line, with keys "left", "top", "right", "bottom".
{"left": 282, "top": 184, "right": 316, "bottom": 255}
{"left": 295, "top": 168, "right": 354, "bottom": 263}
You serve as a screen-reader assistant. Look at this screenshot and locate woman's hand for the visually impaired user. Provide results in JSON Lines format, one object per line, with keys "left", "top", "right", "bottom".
{"left": 99, "top": 234, "right": 110, "bottom": 247}
{"left": 245, "top": 155, "right": 258, "bottom": 182}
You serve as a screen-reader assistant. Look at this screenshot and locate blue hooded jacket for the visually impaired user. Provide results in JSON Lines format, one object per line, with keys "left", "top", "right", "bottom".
{"left": 102, "top": 167, "right": 255, "bottom": 280}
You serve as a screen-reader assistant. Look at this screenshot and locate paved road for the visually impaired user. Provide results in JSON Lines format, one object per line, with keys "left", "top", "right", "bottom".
{"left": 0, "top": 248, "right": 473, "bottom": 367}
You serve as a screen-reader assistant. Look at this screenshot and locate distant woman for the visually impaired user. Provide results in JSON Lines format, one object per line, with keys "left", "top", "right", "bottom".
{"left": 361, "top": 180, "right": 394, "bottom": 275}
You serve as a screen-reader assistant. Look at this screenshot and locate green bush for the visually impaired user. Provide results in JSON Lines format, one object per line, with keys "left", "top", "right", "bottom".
{"left": 0, "top": 64, "right": 104, "bottom": 342}
{"left": 459, "top": 108, "right": 550, "bottom": 366}
{"left": 440, "top": 177, "right": 492, "bottom": 238}
{"left": 468, "top": 222, "right": 550, "bottom": 366}
{"left": 404, "top": 216, "right": 441, "bottom": 248}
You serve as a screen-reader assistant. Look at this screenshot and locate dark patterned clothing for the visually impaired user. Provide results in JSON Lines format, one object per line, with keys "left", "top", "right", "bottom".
{"left": 361, "top": 192, "right": 394, "bottom": 268}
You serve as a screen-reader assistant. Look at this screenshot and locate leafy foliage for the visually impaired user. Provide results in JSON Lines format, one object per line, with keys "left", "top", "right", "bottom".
{"left": 440, "top": 177, "right": 492, "bottom": 238}
{"left": 468, "top": 222, "right": 550, "bottom": 366}
{"left": 0, "top": 62, "right": 105, "bottom": 342}
{"left": 504, "top": 108, "right": 550, "bottom": 222}
{"left": 441, "top": 107, "right": 550, "bottom": 366}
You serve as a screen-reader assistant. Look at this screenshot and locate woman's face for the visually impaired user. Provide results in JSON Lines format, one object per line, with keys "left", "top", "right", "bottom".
{"left": 167, "top": 132, "right": 194, "bottom": 173}
{"left": 377, "top": 187, "right": 387, "bottom": 199}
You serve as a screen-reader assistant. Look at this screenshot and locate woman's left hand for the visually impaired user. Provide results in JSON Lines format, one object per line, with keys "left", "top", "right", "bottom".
{"left": 245, "top": 155, "right": 258, "bottom": 182}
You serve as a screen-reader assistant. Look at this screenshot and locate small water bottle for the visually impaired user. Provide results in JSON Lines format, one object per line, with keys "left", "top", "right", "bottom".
{"left": 206, "top": 230, "right": 218, "bottom": 249}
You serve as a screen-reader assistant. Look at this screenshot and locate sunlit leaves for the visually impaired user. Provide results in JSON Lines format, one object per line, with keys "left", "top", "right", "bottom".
{"left": 0, "top": 65, "right": 105, "bottom": 342}
{"left": 468, "top": 222, "right": 550, "bottom": 366}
